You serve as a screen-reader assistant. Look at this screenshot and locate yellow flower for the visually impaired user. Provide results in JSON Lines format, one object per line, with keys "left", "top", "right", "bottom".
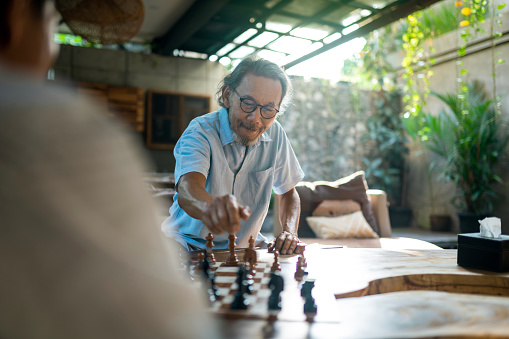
{"left": 455, "top": 1, "right": 463, "bottom": 7}
{"left": 460, "top": 20, "right": 470, "bottom": 27}
{"left": 461, "top": 7, "right": 472, "bottom": 15}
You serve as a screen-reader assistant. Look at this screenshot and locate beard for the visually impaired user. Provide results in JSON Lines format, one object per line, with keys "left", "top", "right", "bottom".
{"left": 228, "top": 109, "right": 265, "bottom": 146}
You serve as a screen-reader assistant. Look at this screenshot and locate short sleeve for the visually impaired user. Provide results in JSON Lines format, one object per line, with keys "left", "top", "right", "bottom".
{"left": 272, "top": 126, "right": 304, "bottom": 195}
{"left": 173, "top": 122, "right": 211, "bottom": 186}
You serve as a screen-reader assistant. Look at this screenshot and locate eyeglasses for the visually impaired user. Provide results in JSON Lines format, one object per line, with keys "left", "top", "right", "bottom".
{"left": 231, "top": 87, "right": 279, "bottom": 119}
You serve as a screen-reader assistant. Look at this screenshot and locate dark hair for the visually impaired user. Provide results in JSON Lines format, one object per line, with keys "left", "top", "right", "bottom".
{"left": 0, "top": 0, "right": 49, "bottom": 48}
{"left": 216, "top": 56, "right": 293, "bottom": 115}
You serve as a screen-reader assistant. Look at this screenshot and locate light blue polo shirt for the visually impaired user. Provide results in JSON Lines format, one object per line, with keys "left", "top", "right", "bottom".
{"left": 162, "top": 107, "right": 304, "bottom": 250}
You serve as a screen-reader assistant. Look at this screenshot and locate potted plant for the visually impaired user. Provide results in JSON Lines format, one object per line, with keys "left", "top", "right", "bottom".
{"left": 403, "top": 80, "right": 509, "bottom": 233}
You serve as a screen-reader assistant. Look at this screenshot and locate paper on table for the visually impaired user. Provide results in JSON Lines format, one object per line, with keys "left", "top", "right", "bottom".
{"left": 479, "top": 217, "right": 501, "bottom": 238}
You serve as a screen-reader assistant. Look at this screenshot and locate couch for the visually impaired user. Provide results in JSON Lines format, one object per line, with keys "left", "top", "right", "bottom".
{"left": 272, "top": 172, "right": 440, "bottom": 250}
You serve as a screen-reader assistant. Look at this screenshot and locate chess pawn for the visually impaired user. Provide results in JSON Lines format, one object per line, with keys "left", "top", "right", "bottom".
{"left": 225, "top": 233, "right": 239, "bottom": 266}
{"left": 271, "top": 250, "right": 281, "bottom": 272}
{"left": 205, "top": 232, "right": 216, "bottom": 264}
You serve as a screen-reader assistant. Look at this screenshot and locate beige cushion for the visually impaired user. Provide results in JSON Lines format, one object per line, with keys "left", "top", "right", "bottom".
{"left": 312, "top": 199, "right": 361, "bottom": 217}
{"left": 306, "top": 211, "right": 379, "bottom": 239}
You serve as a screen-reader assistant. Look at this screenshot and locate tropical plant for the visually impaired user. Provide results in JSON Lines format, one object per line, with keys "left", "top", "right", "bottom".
{"left": 361, "top": 90, "right": 409, "bottom": 205}
{"left": 403, "top": 80, "right": 509, "bottom": 214}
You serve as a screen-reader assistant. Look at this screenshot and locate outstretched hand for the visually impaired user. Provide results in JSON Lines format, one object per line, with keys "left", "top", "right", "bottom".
{"left": 202, "top": 194, "right": 251, "bottom": 235}
{"left": 267, "top": 231, "right": 304, "bottom": 255}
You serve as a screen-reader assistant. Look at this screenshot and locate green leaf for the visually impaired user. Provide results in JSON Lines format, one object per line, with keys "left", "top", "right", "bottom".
{"left": 460, "top": 69, "right": 468, "bottom": 75}
{"left": 497, "top": 59, "right": 506, "bottom": 64}
{"left": 497, "top": 4, "right": 506, "bottom": 10}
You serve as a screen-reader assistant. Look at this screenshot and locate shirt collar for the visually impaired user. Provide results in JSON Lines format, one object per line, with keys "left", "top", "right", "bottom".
{"left": 218, "top": 107, "right": 273, "bottom": 147}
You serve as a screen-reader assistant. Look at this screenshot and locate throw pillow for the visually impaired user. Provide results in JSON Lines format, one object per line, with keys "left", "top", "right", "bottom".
{"left": 312, "top": 199, "right": 361, "bottom": 217}
{"left": 296, "top": 171, "right": 379, "bottom": 238}
{"left": 306, "top": 211, "right": 379, "bottom": 239}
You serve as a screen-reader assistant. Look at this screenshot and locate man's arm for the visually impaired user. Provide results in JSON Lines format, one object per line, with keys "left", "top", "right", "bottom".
{"left": 177, "top": 172, "right": 250, "bottom": 235}
{"left": 269, "top": 187, "right": 302, "bottom": 254}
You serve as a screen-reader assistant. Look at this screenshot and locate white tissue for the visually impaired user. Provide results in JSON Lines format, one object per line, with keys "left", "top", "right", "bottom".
{"left": 479, "top": 217, "right": 501, "bottom": 238}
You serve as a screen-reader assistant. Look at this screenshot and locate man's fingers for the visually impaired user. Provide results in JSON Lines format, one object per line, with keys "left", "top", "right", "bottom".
{"left": 240, "top": 206, "right": 251, "bottom": 220}
{"left": 224, "top": 196, "right": 241, "bottom": 233}
{"left": 281, "top": 234, "right": 293, "bottom": 255}
{"left": 287, "top": 238, "right": 298, "bottom": 254}
{"left": 274, "top": 233, "right": 285, "bottom": 254}
{"left": 202, "top": 211, "right": 222, "bottom": 234}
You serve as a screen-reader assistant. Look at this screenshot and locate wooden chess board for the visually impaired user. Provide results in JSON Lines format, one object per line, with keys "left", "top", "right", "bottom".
{"left": 189, "top": 250, "right": 339, "bottom": 323}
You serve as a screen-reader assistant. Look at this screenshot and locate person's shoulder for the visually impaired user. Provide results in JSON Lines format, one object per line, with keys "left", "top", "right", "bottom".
{"left": 266, "top": 119, "right": 287, "bottom": 141}
{"left": 183, "top": 109, "right": 221, "bottom": 135}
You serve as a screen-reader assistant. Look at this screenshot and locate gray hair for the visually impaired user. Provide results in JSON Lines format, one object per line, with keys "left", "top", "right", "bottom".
{"left": 215, "top": 56, "right": 292, "bottom": 116}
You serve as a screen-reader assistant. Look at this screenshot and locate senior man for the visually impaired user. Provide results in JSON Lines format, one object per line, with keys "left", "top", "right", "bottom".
{"left": 163, "top": 56, "right": 305, "bottom": 254}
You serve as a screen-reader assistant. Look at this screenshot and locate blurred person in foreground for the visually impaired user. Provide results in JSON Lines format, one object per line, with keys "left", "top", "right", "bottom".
{"left": 0, "top": 0, "right": 216, "bottom": 338}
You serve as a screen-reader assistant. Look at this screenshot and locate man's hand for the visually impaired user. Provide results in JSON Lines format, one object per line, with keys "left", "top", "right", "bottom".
{"left": 267, "top": 231, "right": 303, "bottom": 255}
{"left": 202, "top": 194, "right": 251, "bottom": 235}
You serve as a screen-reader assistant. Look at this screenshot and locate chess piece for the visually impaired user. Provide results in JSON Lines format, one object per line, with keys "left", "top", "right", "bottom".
{"left": 301, "top": 280, "right": 315, "bottom": 298}
{"left": 294, "top": 255, "right": 307, "bottom": 281}
{"left": 271, "top": 250, "right": 281, "bottom": 272}
{"left": 268, "top": 272, "right": 284, "bottom": 311}
{"left": 230, "top": 289, "right": 250, "bottom": 310}
{"left": 244, "top": 262, "right": 254, "bottom": 294}
{"left": 244, "top": 235, "right": 258, "bottom": 267}
{"left": 296, "top": 241, "right": 307, "bottom": 254}
{"left": 301, "top": 280, "right": 317, "bottom": 319}
{"left": 205, "top": 232, "right": 216, "bottom": 264}
{"left": 231, "top": 266, "right": 250, "bottom": 310}
{"left": 200, "top": 256, "right": 220, "bottom": 303}
{"left": 225, "top": 233, "right": 239, "bottom": 266}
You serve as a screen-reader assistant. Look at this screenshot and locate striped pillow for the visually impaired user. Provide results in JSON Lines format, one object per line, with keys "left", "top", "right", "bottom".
{"left": 306, "top": 211, "right": 379, "bottom": 239}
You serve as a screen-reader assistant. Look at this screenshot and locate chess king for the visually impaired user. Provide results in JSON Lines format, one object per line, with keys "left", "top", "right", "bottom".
{"left": 162, "top": 56, "right": 304, "bottom": 254}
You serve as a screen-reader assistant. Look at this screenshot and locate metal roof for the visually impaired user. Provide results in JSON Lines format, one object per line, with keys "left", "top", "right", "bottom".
{"left": 152, "top": 0, "right": 441, "bottom": 69}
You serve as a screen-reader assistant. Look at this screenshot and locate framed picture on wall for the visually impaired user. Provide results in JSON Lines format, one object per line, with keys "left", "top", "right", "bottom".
{"left": 146, "top": 90, "right": 210, "bottom": 149}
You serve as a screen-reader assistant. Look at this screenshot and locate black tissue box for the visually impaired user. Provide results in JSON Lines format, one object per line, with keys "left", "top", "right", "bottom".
{"left": 457, "top": 233, "right": 509, "bottom": 272}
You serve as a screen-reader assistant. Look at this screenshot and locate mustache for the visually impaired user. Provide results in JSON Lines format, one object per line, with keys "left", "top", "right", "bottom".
{"left": 238, "top": 121, "right": 263, "bottom": 132}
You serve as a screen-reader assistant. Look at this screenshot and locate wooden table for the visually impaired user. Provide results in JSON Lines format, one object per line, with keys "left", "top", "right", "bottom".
{"left": 211, "top": 246, "right": 509, "bottom": 338}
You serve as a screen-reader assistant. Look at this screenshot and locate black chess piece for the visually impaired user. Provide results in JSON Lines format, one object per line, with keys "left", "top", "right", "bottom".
{"left": 301, "top": 280, "right": 317, "bottom": 316}
{"left": 230, "top": 289, "right": 250, "bottom": 310}
{"left": 303, "top": 294, "right": 318, "bottom": 315}
{"left": 301, "top": 280, "right": 315, "bottom": 298}
{"left": 200, "top": 255, "right": 220, "bottom": 304}
{"left": 268, "top": 272, "right": 284, "bottom": 311}
{"left": 231, "top": 265, "right": 250, "bottom": 310}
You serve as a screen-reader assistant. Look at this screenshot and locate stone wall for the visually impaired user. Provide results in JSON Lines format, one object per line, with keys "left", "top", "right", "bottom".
{"left": 279, "top": 78, "right": 378, "bottom": 182}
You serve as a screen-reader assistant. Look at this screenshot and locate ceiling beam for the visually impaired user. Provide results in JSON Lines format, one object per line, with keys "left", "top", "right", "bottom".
{"left": 283, "top": 0, "right": 442, "bottom": 69}
{"left": 153, "top": 0, "right": 231, "bottom": 55}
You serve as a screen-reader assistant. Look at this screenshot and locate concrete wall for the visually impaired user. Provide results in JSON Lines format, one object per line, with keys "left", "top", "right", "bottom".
{"left": 403, "top": 13, "right": 509, "bottom": 232}
{"left": 52, "top": 45, "right": 227, "bottom": 172}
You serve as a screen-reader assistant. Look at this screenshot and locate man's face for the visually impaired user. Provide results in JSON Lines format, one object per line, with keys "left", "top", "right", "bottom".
{"left": 224, "top": 73, "right": 282, "bottom": 146}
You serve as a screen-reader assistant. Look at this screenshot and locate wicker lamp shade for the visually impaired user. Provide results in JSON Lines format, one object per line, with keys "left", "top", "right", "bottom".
{"left": 56, "top": 0, "right": 145, "bottom": 45}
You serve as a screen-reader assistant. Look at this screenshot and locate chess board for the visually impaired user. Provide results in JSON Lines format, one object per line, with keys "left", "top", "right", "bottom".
{"left": 191, "top": 251, "right": 340, "bottom": 323}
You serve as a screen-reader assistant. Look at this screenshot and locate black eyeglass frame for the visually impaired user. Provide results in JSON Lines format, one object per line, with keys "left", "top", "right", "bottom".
{"left": 231, "top": 87, "right": 279, "bottom": 119}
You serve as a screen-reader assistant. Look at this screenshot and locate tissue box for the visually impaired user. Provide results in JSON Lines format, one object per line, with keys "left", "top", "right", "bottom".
{"left": 457, "top": 233, "right": 509, "bottom": 272}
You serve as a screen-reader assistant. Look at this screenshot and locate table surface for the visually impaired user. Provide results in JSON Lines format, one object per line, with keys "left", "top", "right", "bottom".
{"left": 212, "top": 246, "right": 509, "bottom": 339}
